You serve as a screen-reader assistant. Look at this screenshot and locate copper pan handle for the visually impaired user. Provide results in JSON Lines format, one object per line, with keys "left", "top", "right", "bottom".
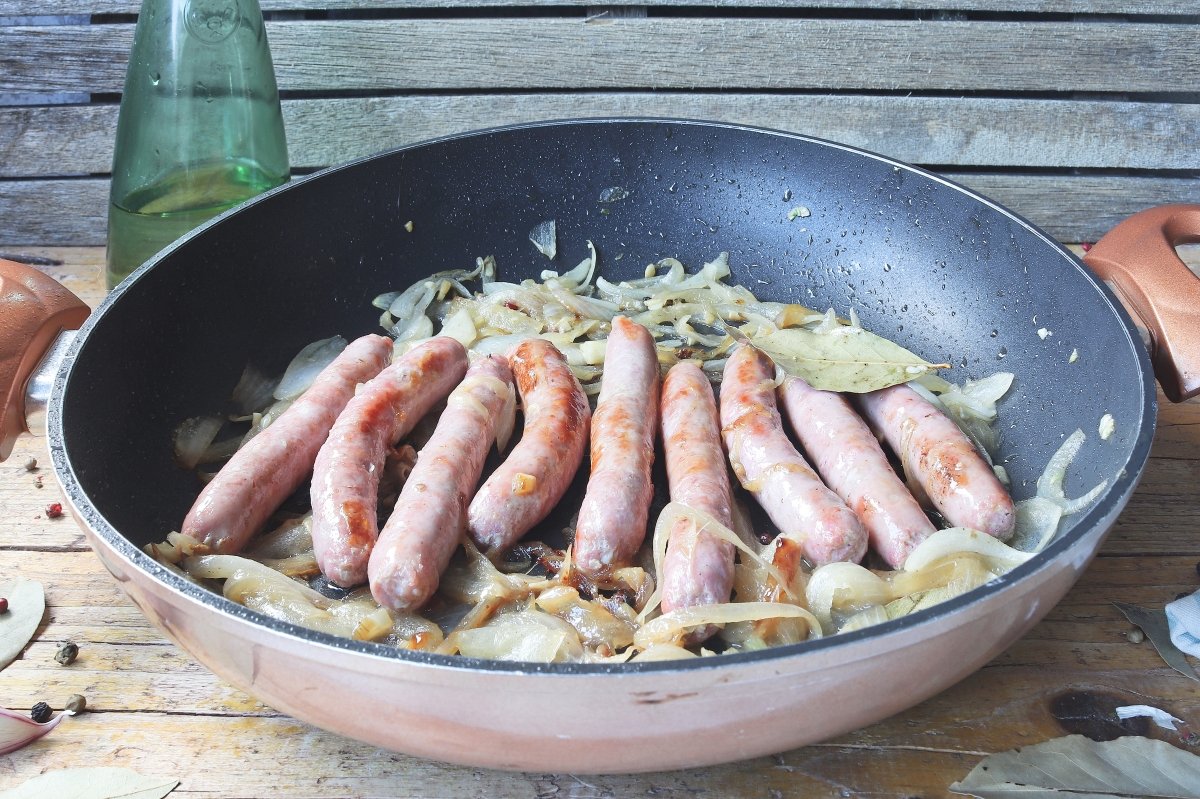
{"left": 1083, "top": 204, "right": 1200, "bottom": 403}
{"left": 0, "top": 258, "right": 90, "bottom": 461}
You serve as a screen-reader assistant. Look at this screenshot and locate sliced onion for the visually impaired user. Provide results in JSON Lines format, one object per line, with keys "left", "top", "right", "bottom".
{"left": 630, "top": 644, "right": 698, "bottom": 661}
{"left": 1010, "top": 497, "right": 1065, "bottom": 553}
{"left": 805, "top": 562, "right": 889, "bottom": 628}
{"left": 902, "top": 528, "right": 1033, "bottom": 573}
{"left": 529, "top": 219, "right": 557, "bottom": 260}
{"left": 493, "top": 379, "right": 518, "bottom": 452}
{"left": 452, "top": 610, "right": 583, "bottom": 662}
{"left": 440, "top": 307, "right": 478, "bottom": 347}
{"left": 1037, "top": 429, "right": 1108, "bottom": 514}
{"left": 274, "top": 336, "right": 347, "bottom": 401}
{"left": 635, "top": 602, "right": 820, "bottom": 650}
{"left": 229, "top": 363, "right": 279, "bottom": 415}
{"left": 839, "top": 604, "right": 889, "bottom": 633}
{"left": 173, "top": 415, "right": 224, "bottom": 469}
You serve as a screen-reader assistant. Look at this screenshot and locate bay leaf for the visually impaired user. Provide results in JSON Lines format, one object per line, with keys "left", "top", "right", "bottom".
{"left": 950, "top": 734, "right": 1200, "bottom": 799}
{"left": 751, "top": 326, "right": 947, "bottom": 393}
{"left": 0, "top": 767, "right": 179, "bottom": 799}
{"left": 0, "top": 580, "right": 45, "bottom": 671}
{"left": 1113, "top": 602, "right": 1200, "bottom": 683}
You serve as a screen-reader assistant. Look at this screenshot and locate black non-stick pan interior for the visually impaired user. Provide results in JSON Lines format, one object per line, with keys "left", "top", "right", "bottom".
{"left": 58, "top": 120, "right": 1151, "bottom": 564}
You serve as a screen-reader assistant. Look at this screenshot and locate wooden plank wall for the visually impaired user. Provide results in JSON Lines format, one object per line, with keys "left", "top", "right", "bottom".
{"left": 1, "top": 1, "right": 1198, "bottom": 245}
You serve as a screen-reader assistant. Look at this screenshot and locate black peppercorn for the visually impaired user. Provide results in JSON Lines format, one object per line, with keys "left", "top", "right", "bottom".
{"left": 30, "top": 702, "right": 52, "bottom": 723}
{"left": 54, "top": 641, "right": 79, "bottom": 666}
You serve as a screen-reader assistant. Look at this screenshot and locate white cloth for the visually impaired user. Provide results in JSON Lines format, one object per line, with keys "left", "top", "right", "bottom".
{"left": 1165, "top": 590, "right": 1200, "bottom": 658}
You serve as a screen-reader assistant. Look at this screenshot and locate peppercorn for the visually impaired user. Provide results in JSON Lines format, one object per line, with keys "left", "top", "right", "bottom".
{"left": 45, "top": 502, "right": 64, "bottom": 519}
{"left": 23, "top": 456, "right": 37, "bottom": 471}
{"left": 1126, "top": 628, "right": 1145, "bottom": 644}
{"left": 65, "top": 694, "right": 86, "bottom": 714}
{"left": 0, "top": 597, "right": 8, "bottom": 613}
{"left": 54, "top": 641, "right": 79, "bottom": 666}
{"left": 30, "top": 702, "right": 52, "bottom": 723}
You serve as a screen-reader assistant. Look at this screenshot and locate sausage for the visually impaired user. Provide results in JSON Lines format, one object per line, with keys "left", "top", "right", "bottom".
{"left": 777, "top": 376, "right": 936, "bottom": 568}
{"left": 311, "top": 337, "right": 469, "bottom": 587}
{"left": 467, "top": 339, "right": 590, "bottom": 559}
{"left": 572, "top": 317, "right": 660, "bottom": 577}
{"left": 659, "top": 362, "right": 736, "bottom": 635}
{"left": 182, "top": 334, "right": 393, "bottom": 554}
{"left": 856, "top": 383, "right": 1015, "bottom": 540}
{"left": 719, "top": 345, "right": 868, "bottom": 566}
{"left": 369, "top": 356, "right": 515, "bottom": 611}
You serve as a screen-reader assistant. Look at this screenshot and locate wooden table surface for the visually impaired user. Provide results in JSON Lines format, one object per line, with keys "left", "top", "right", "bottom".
{"left": 3, "top": 246, "right": 1200, "bottom": 799}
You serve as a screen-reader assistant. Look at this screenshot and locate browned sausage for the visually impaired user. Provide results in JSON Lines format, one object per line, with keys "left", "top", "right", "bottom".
{"left": 369, "top": 356, "right": 514, "bottom": 611}
{"left": 720, "top": 345, "right": 868, "bottom": 566}
{"left": 467, "top": 339, "right": 590, "bottom": 559}
{"left": 182, "top": 334, "right": 393, "bottom": 554}
{"left": 310, "top": 337, "right": 468, "bottom": 587}
{"left": 778, "top": 376, "right": 936, "bottom": 567}
{"left": 572, "top": 317, "right": 659, "bottom": 577}
{"left": 857, "top": 383, "right": 1015, "bottom": 539}
{"left": 659, "top": 362, "right": 736, "bottom": 638}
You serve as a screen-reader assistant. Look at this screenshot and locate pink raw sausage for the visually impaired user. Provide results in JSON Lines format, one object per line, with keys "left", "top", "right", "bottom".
{"left": 857, "top": 383, "right": 1015, "bottom": 540}
{"left": 778, "top": 375, "right": 936, "bottom": 568}
{"left": 369, "top": 356, "right": 514, "bottom": 611}
{"left": 720, "top": 345, "right": 868, "bottom": 566}
{"left": 660, "top": 362, "right": 736, "bottom": 635}
{"left": 572, "top": 317, "right": 660, "bottom": 577}
{"left": 467, "top": 339, "right": 590, "bottom": 559}
{"left": 182, "top": 334, "right": 393, "bottom": 554}
{"left": 310, "top": 336, "right": 468, "bottom": 587}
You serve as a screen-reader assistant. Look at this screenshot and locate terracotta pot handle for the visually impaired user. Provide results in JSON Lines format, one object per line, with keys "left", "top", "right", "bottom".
{"left": 1083, "top": 204, "right": 1200, "bottom": 403}
{"left": 0, "top": 259, "right": 90, "bottom": 461}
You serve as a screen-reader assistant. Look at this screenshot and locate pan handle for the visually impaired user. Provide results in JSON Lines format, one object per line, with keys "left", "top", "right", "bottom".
{"left": 1083, "top": 204, "right": 1200, "bottom": 403}
{"left": 0, "top": 258, "right": 90, "bottom": 461}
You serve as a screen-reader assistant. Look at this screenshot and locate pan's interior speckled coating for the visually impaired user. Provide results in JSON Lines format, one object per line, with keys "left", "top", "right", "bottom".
{"left": 59, "top": 120, "right": 1150, "bottom": 600}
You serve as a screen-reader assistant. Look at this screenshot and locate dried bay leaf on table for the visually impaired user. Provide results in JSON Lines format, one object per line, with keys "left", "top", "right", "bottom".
{"left": 0, "top": 767, "right": 179, "bottom": 799}
{"left": 751, "top": 326, "right": 947, "bottom": 393}
{"left": 1113, "top": 602, "right": 1200, "bottom": 683}
{"left": 0, "top": 580, "right": 45, "bottom": 670}
{"left": 950, "top": 734, "right": 1200, "bottom": 799}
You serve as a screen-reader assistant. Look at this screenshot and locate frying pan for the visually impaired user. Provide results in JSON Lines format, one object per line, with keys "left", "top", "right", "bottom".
{"left": 3, "top": 120, "right": 1199, "bottom": 773}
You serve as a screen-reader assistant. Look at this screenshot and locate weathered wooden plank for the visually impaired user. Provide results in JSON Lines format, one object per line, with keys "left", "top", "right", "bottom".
{"left": 1, "top": 663, "right": 1194, "bottom": 799}
{"left": 3, "top": 0, "right": 1198, "bottom": 14}
{"left": 2, "top": 19, "right": 1198, "bottom": 94}
{"left": 5, "top": 95, "right": 1197, "bottom": 179}
{"left": 5, "top": 173, "right": 1198, "bottom": 245}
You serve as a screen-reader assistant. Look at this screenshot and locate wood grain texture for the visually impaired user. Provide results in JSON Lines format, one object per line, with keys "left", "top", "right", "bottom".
{"left": 3, "top": 0, "right": 1199, "bottom": 14}
{"left": 2, "top": 19, "right": 1198, "bottom": 94}
{"left": 0, "top": 247, "right": 1199, "bottom": 797}
{"left": 4, "top": 95, "right": 1198, "bottom": 178}
{"left": 5, "top": 174, "right": 1199, "bottom": 246}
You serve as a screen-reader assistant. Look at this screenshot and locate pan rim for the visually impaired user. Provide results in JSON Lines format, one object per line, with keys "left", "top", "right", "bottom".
{"left": 50, "top": 116, "right": 1158, "bottom": 677}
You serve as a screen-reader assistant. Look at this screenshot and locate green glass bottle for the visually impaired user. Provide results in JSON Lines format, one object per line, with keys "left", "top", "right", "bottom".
{"left": 106, "top": 0, "right": 289, "bottom": 288}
